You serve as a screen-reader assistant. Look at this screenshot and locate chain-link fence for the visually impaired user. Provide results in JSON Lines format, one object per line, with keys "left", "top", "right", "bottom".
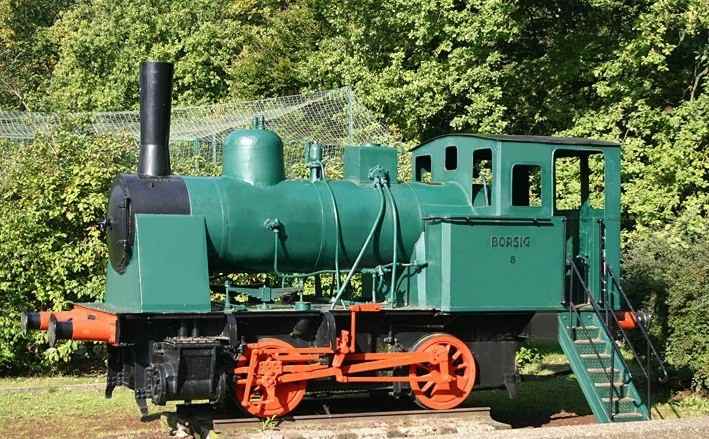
{"left": 0, "top": 87, "right": 393, "bottom": 176}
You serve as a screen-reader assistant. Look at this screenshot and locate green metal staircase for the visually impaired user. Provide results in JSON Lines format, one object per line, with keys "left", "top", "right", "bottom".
{"left": 557, "top": 256, "right": 667, "bottom": 423}
{"left": 559, "top": 311, "right": 648, "bottom": 422}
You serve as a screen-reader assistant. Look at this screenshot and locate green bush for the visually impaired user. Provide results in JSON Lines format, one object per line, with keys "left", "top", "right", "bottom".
{"left": 623, "top": 221, "right": 709, "bottom": 391}
{"left": 0, "top": 131, "right": 135, "bottom": 373}
{"left": 515, "top": 346, "right": 542, "bottom": 370}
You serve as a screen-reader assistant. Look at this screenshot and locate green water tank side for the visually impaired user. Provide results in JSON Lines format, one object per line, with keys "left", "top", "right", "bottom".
{"left": 223, "top": 128, "right": 285, "bottom": 185}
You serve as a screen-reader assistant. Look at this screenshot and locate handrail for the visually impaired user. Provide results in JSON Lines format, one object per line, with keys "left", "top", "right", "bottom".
{"left": 570, "top": 259, "right": 655, "bottom": 377}
{"left": 330, "top": 181, "right": 387, "bottom": 309}
{"left": 606, "top": 268, "right": 669, "bottom": 383}
{"left": 568, "top": 259, "right": 625, "bottom": 418}
{"left": 423, "top": 215, "right": 552, "bottom": 224}
{"left": 576, "top": 262, "right": 651, "bottom": 381}
{"left": 564, "top": 216, "right": 670, "bottom": 420}
{"left": 568, "top": 245, "right": 669, "bottom": 421}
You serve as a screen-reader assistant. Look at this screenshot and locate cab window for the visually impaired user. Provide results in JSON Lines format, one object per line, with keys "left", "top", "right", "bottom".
{"left": 445, "top": 146, "right": 458, "bottom": 170}
{"left": 512, "top": 164, "right": 542, "bottom": 207}
{"left": 554, "top": 151, "right": 605, "bottom": 212}
{"left": 415, "top": 155, "right": 432, "bottom": 183}
{"left": 472, "top": 148, "right": 493, "bottom": 206}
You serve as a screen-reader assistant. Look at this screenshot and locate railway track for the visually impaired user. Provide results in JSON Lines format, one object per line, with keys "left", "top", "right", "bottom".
{"left": 173, "top": 400, "right": 507, "bottom": 437}
{"left": 211, "top": 406, "right": 493, "bottom": 428}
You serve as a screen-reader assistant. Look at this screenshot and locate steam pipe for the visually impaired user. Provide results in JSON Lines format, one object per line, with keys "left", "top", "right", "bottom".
{"left": 138, "top": 61, "right": 174, "bottom": 177}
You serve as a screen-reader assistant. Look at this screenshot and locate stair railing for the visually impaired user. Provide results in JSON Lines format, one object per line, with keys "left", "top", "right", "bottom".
{"left": 598, "top": 220, "right": 669, "bottom": 420}
{"left": 604, "top": 268, "right": 669, "bottom": 382}
{"left": 604, "top": 265, "right": 669, "bottom": 418}
{"left": 568, "top": 258, "right": 625, "bottom": 420}
{"left": 567, "top": 219, "right": 670, "bottom": 420}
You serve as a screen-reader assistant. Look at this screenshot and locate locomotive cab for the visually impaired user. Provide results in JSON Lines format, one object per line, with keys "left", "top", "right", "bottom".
{"left": 409, "top": 134, "right": 621, "bottom": 312}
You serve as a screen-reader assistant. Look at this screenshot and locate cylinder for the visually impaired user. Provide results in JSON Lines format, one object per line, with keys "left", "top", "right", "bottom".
{"left": 138, "top": 61, "right": 174, "bottom": 177}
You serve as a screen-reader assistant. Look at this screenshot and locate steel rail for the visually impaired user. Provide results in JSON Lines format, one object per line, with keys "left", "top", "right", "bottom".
{"left": 210, "top": 406, "right": 492, "bottom": 428}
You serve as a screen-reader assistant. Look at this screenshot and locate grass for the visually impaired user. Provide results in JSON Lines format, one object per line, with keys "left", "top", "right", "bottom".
{"left": 469, "top": 374, "right": 593, "bottom": 427}
{"left": 517, "top": 342, "right": 569, "bottom": 376}
{"left": 0, "top": 374, "right": 104, "bottom": 389}
{"left": 0, "top": 382, "right": 133, "bottom": 421}
{"left": 0, "top": 376, "right": 176, "bottom": 438}
{"left": 653, "top": 391, "right": 709, "bottom": 419}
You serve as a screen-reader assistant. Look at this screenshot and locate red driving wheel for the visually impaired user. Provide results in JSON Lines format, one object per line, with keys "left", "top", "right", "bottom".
{"left": 234, "top": 338, "right": 307, "bottom": 417}
{"left": 408, "top": 333, "right": 476, "bottom": 410}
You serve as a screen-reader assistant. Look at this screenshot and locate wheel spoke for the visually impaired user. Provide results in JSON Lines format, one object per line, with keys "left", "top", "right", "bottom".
{"left": 235, "top": 338, "right": 307, "bottom": 417}
{"left": 455, "top": 374, "right": 469, "bottom": 388}
{"left": 421, "top": 380, "right": 435, "bottom": 393}
{"left": 452, "top": 349, "right": 462, "bottom": 361}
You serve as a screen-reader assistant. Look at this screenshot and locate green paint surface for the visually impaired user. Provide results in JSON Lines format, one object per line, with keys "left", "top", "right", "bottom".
{"left": 105, "top": 214, "right": 211, "bottom": 312}
{"left": 424, "top": 219, "right": 566, "bottom": 311}
{"left": 101, "top": 133, "right": 623, "bottom": 315}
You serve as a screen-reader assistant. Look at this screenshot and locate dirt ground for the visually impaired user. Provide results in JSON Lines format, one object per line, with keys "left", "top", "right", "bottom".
{"left": 471, "top": 416, "right": 709, "bottom": 439}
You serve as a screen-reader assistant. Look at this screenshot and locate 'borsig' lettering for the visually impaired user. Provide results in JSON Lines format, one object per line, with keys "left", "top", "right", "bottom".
{"left": 490, "top": 236, "right": 531, "bottom": 248}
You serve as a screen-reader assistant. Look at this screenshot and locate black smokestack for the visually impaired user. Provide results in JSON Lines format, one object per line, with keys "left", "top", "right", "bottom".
{"left": 138, "top": 61, "right": 173, "bottom": 177}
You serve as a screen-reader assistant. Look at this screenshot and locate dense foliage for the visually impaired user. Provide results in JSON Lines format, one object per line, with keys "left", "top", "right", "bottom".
{"left": 623, "top": 224, "right": 709, "bottom": 391}
{"left": 0, "top": 130, "right": 134, "bottom": 372}
{"left": 0, "top": 0, "right": 707, "bottom": 387}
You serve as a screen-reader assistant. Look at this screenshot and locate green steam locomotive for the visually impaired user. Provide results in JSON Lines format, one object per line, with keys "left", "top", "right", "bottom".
{"left": 24, "top": 62, "right": 664, "bottom": 423}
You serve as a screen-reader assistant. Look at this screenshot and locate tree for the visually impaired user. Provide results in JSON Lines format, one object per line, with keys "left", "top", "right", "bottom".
{"left": 42, "top": 0, "right": 244, "bottom": 111}
{"left": 0, "top": 0, "right": 75, "bottom": 110}
{"left": 37, "top": 0, "right": 320, "bottom": 111}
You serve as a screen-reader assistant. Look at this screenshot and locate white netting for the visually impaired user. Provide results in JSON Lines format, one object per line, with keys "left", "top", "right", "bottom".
{"left": 0, "top": 87, "right": 392, "bottom": 173}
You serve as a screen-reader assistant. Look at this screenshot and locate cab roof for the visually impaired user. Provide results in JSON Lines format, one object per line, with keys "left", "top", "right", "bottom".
{"left": 411, "top": 133, "right": 619, "bottom": 151}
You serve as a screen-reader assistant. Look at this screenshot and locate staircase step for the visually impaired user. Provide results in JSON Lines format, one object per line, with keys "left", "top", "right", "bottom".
{"left": 594, "top": 381, "right": 625, "bottom": 388}
{"left": 580, "top": 353, "right": 610, "bottom": 359}
{"left": 601, "top": 397, "right": 640, "bottom": 412}
{"left": 574, "top": 339, "right": 609, "bottom": 355}
{"left": 612, "top": 412, "right": 645, "bottom": 422}
{"left": 579, "top": 353, "right": 621, "bottom": 369}
{"left": 573, "top": 325, "right": 601, "bottom": 339}
{"left": 586, "top": 367, "right": 624, "bottom": 383}
{"left": 574, "top": 338, "right": 604, "bottom": 344}
{"left": 594, "top": 381, "right": 628, "bottom": 398}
